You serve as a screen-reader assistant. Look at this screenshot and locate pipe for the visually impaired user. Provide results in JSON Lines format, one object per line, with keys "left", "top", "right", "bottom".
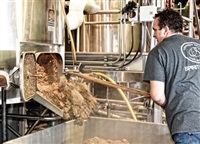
{"left": 59, "top": 0, "right": 77, "bottom": 64}
{"left": 0, "top": 114, "right": 62, "bottom": 121}
{"left": 93, "top": 72, "right": 137, "bottom": 121}
{"left": 84, "top": 21, "right": 120, "bottom": 25}
{"left": 95, "top": 10, "right": 121, "bottom": 14}
{"left": 188, "top": 0, "right": 194, "bottom": 37}
{"left": 94, "top": 109, "right": 122, "bottom": 118}
{"left": 1, "top": 88, "right": 7, "bottom": 142}
{"left": 25, "top": 109, "right": 48, "bottom": 135}
{"left": 66, "top": 0, "right": 87, "bottom": 30}
{"left": 7, "top": 124, "right": 21, "bottom": 137}
{"left": 178, "top": 2, "right": 182, "bottom": 15}
{"left": 193, "top": 0, "right": 200, "bottom": 39}
{"left": 118, "top": 13, "right": 128, "bottom": 68}
{"left": 0, "top": 121, "right": 21, "bottom": 137}
{"left": 96, "top": 98, "right": 144, "bottom": 105}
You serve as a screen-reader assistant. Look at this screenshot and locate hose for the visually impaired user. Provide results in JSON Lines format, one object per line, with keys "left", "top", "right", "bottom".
{"left": 59, "top": 0, "right": 77, "bottom": 63}
{"left": 93, "top": 72, "right": 137, "bottom": 121}
{"left": 119, "top": 25, "right": 134, "bottom": 62}
{"left": 122, "top": 22, "right": 143, "bottom": 67}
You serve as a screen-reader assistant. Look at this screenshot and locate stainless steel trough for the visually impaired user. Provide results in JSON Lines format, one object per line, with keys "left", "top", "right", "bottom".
{"left": 4, "top": 117, "right": 173, "bottom": 144}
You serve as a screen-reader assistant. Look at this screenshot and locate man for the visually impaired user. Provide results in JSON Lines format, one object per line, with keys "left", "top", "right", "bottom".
{"left": 143, "top": 9, "right": 200, "bottom": 143}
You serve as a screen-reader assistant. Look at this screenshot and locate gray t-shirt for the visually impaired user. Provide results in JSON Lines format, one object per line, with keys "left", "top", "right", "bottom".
{"left": 144, "top": 34, "right": 200, "bottom": 135}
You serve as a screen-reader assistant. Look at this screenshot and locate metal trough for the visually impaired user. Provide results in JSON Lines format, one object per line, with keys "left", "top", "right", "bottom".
{"left": 4, "top": 117, "right": 173, "bottom": 144}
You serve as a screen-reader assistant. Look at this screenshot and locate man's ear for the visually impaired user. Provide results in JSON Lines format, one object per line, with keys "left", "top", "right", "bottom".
{"left": 164, "top": 25, "right": 170, "bottom": 36}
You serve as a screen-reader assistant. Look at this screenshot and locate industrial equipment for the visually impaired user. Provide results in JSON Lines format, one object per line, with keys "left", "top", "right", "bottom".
{"left": 0, "top": 0, "right": 65, "bottom": 143}
{"left": 4, "top": 117, "right": 174, "bottom": 144}
{"left": 0, "top": 0, "right": 199, "bottom": 143}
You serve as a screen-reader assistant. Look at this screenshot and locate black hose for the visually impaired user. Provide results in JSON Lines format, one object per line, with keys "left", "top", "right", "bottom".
{"left": 121, "top": 22, "right": 143, "bottom": 67}
{"left": 119, "top": 24, "right": 134, "bottom": 62}
{"left": 125, "top": 25, "right": 135, "bottom": 59}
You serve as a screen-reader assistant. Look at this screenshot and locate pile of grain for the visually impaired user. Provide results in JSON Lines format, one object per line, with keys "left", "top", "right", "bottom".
{"left": 23, "top": 53, "right": 37, "bottom": 100}
{"left": 36, "top": 54, "right": 97, "bottom": 120}
{"left": 83, "top": 137, "right": 130, "bottom": 144}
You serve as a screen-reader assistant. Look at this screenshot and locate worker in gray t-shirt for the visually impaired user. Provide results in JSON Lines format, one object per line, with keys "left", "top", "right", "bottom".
{"left": 144, "top": 9, "right": 200, "bottom": 143}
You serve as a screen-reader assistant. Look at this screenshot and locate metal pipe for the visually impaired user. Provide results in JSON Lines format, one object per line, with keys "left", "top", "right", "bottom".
{"left": 66, "top": 52, "right": 149, "bottom": 56}
{"left": 84, "top": 21, "right": 120, "bottom": 25}
{"left": 91, "top": 72, "right": 137, "bottom": 121}
{"left": 7, "top": 124, "right": 21, "bottom": 137}
{"left": 25, "top": 109, "right": 48, "bottom": 135}
{"left": 1, "top": 88, "right": 7, "bottom": 142}
{"left": 0, "top": 119, "right": 22, "bottom": 138}
{"left": 193, "top": 0, "right": 200, "bottom": 39}
{"left": 65, "top": 3, "right": 121, "bottom": 14}
{"left": 76, "top": 28, "right": 80, "bottom": 52}
{"left": 65, "top": 53, "right": 148, "bottom": 63}
{"left": 20, "top": 41, "right": 62, "bottom": 47}
{"left": 106, "top": 86, "right": 109, "bottom": 117}
{"left": 96, "top": 98, "right": 144, "bottom": 105}
{"left": 50, "top": 113, "right": 56, "bottom": 126}
{"left": 94, "top": 10, "right": 121, "bottom": 14}
{"left": 82, "top": 20, "right": 86, "bottom": 52}
{"left": 0, "top": 113, "right": 62, "bottom": 121}
{"left": 188, "top": 0, "right": 194, "bottom": 37}
{"left": 117, "top": 12, "right": 128, "bottom": 68}
{"left": 94, "top": 109, "right": 122, "bottom": 118}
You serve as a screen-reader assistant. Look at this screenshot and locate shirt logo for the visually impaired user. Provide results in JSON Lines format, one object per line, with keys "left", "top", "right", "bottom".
{"left": 181, "top": 42, "right": 200, "bottom": 63}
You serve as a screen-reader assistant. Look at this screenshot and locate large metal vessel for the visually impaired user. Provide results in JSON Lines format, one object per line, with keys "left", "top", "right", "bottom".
{"left": 0, "top": 0, "right": 65, "bottom": 104}
{"left": 4, "top": 117, "right": 174, "bottom": 144}
{"left": 0, "top": 0, "right": 65, "bottom": 143}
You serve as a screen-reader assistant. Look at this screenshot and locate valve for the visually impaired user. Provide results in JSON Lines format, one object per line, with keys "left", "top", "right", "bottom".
{"left": 0, "top": 71, "right": 10, "bottom": 89}
{"left": 122, "top": 0, "right": 138, "bottom": 18}
{"left": 0, "top": 75, "right": 7, "bottom": 88}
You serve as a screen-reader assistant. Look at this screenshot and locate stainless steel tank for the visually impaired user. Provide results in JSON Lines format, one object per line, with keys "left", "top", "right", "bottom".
{"left": 78, "top": 0, "right": 140, "bottom": 53}
{"left": 0, "top": 0, "right": 65, "bottom": 104}
{"left": 4, "top": 117, "right": 174, "bottom": 144}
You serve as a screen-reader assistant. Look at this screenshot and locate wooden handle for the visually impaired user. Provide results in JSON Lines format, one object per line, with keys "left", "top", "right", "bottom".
{"left": 68, "top": 72, "right": 150, "bottom": 97}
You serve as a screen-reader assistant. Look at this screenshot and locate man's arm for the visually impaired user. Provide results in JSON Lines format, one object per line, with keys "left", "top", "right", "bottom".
{"left": 150, "top": 80, "right": 166, "bottom": 107}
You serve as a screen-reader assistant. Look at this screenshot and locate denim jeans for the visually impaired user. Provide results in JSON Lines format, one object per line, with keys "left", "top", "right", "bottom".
{"left": 172, "top": 132, "right": 200, "bottom": 144}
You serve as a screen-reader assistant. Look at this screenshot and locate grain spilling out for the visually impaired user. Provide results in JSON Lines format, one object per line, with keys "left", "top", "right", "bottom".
{"left": 34, "top": 53, "right": 97, "bottom": 120}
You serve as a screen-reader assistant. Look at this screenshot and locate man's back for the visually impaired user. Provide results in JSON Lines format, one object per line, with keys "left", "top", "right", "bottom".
{"left": 144, "top": 34, "right": 200, "bottom": 135}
